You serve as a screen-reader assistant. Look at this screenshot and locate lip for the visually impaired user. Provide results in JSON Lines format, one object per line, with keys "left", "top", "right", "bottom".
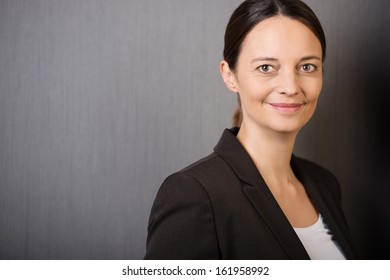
{"left": 267, "top": 102, "right": 305, "bottom": 113}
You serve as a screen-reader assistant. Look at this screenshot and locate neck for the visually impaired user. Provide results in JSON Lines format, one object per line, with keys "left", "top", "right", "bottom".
{"left": 236, "top": 122, "right": 298, "bottom": 187}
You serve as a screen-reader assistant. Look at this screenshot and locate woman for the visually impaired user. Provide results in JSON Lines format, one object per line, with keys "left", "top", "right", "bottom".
{"left": 144, "top": 0, "right": 356, "bottom": 260}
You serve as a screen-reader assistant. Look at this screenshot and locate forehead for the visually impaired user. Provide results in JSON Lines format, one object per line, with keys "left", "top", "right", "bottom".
{"left": 240, "top": 15, "right": 322, "bottom": 60}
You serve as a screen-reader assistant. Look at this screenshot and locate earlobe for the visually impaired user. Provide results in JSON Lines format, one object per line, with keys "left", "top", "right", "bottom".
{"left": 220, "top": 61, "right": 239, "bottom": 93}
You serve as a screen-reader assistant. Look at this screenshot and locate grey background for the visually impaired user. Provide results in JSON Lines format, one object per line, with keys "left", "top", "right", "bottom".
{"left": 0, "top": 0, "right": 388, "bottom": 259}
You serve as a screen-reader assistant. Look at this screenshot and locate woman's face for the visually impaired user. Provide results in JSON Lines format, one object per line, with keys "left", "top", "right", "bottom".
{"left": 221, "top": 16, "right": 323, "bottom": 134}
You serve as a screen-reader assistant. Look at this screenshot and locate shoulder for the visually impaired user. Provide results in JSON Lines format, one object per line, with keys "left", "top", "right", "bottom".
{"left": 180, "top": 152, "right": 227, "bottom": 174}
{"left": 155, "top": 151, "right": 241, "bottom": 209}
{"left": 168, "top": 152, "right": 233, "bottom": 186}
{"left": 293, "top": 155, "right": 342, "bottom": 201}
{"left": 156, "top": 152, "right": 225, "bottom": 197}
{"left": 294, "top": 156, "right": 338, "bottom": 179}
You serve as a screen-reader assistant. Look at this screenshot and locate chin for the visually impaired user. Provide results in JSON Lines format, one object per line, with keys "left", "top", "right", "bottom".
{"left": 272, "top": 116, "right": 311, "bottom": 132}
{"left": 271, "top": 123, "right": 306, "bottom": 134}
{"left": 274, "top": 128, "right": 300, "bottom": 134}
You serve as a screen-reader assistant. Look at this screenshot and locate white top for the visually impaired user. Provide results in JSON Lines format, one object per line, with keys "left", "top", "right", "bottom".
{"left": 293, "top": 214, "right": 346, "bottom": 260}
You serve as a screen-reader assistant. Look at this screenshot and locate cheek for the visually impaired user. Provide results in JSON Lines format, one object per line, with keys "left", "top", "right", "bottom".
{"left": 304, "top": 78, "right": 322, "bottom": 101}
{"left": 239, "top": 79, "right": 272, "bottom": 102}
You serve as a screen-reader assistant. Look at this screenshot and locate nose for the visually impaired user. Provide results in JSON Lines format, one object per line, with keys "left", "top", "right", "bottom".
{"left": 277, "top": 70, "right": 299, "bottom": 96}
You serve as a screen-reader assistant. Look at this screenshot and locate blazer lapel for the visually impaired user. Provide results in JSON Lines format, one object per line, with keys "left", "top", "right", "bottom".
{"left": 243, "top": 182, "right": 310, "bottom": 259}
{"left": 293, "top": 158, "right": 356, "bottom": 259}
{"left": 214, "top": 128, "right": 310, "bottom": 259}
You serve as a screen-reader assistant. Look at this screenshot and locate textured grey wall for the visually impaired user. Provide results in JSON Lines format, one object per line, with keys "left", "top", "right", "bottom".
{"left": 0, "top": 0, "right": 388, "bottom": 259}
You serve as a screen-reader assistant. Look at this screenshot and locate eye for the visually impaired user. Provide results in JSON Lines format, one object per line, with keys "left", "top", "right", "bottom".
{"left": 300, "top": 64, "right": 317, "bottom": 73}
{"left": 257, "top": 64, "right": 276, "bottom": 74}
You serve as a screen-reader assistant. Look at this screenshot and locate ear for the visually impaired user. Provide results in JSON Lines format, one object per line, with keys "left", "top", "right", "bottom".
{"left": 220, "top": 60, "right": 239, "bottom": 93}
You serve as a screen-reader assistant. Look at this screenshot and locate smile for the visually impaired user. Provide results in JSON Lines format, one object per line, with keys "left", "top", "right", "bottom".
{"left": 267, "top": 103, "right": 305, "bottom": 113}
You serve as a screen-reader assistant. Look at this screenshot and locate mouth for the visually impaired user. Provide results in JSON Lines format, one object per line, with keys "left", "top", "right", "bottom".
{"left": 267, "top": 102, "right": 305, "bottom": 113}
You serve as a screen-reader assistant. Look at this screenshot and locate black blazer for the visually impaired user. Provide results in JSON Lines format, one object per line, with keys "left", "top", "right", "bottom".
{"left": 144, "top": 128, "right": 356, "bottom": 260}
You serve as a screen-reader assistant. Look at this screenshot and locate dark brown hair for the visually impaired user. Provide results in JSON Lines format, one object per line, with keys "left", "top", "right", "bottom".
{"left": 223, "top": 0, "right": 326, "bottom": 127}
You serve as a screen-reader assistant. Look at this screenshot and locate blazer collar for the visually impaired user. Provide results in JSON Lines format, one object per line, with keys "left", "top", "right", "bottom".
{"left": 214, "top": 128, "right": 310, "bottom": 259}
{"left": 213, "top": 127, "right": 262, "bottom": 185}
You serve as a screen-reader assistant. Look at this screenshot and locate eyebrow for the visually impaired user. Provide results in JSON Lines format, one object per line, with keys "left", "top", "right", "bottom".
{"left": 251, "top": 56, "right": 322, "bottom": 64}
